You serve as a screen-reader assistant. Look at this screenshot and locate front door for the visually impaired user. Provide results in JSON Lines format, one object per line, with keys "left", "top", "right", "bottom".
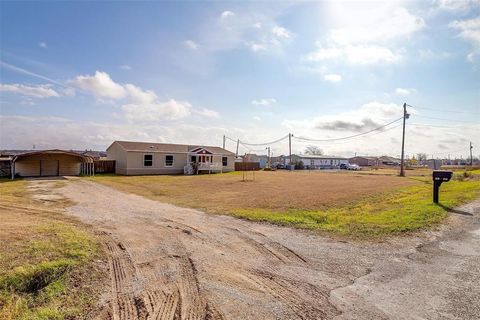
{"left": 40, "top": 160, "right": 59, "bottom": 176}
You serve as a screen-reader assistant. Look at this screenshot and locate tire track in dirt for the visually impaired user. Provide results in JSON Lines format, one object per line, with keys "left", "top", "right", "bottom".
{"left": 99, "top": 229, "right": 224, "bottom": 320}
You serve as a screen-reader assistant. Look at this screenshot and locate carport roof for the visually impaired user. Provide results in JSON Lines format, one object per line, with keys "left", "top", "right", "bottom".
{"left": 12, "top": 149, "right": 93, "bottom": 162}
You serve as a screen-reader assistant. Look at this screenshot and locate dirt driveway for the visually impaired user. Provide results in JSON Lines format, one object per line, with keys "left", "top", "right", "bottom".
{"left": 46, "top": 178, "right": 479, "bottom": 319}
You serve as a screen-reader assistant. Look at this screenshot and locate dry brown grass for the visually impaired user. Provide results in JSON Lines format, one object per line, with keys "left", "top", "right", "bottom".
{"left": 90, "top": 170, "right": 418, "bottom": 214}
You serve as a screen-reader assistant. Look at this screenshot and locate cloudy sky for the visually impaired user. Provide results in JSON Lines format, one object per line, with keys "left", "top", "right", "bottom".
{"left": 0, "top": 0, "right": 479, "bottom": 159}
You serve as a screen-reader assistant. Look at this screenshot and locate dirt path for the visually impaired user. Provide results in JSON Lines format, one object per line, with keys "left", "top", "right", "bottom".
{"left": 38, "top": 178, "right": 480, "bottom": 319}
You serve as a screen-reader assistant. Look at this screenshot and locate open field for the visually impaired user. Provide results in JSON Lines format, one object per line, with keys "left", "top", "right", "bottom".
{"left": 90, "top": 169, "right": 480, "bottom": 236}
{"left": 0, "top": 179, "right": 107, "bottom": 319}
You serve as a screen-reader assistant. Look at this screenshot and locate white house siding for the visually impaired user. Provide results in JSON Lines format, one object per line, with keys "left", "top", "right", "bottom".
{"left": 123, "top": 152, "right": 187, "bottom": 175}
{"left": 212, "top": 154, "right": 235, "bottom": 172}
{"left": 107, "top": 142, "right": 128, "bottom": 175}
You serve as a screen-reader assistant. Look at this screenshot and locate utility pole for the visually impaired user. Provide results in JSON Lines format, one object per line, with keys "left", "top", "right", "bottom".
{"left": 266, "top": 146, "right": 271, "bottom": 168}
{"left": 399, "top": 103, "right": 409, "bottom": 177}
{"left": 222, "top": 135, "right": 226, "bottom": 149}
{"left": 288, "top": 133, "right": 292, "bottom": 168}
{"left": 235, "top": 139, "right": 239, "bottom": 158}
{"left": 470, "top": 142, "right": 473, "bottom": 166}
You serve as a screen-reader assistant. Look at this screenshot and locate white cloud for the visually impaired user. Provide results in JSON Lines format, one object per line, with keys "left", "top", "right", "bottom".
{"left": 67, "top": 71, "right": 208, "bottom": 121}
{"left": 220, "top": 11, "right": 235, "bottom": 20}
{"left": 323, "top": 74, "right": 342, "bottom": 83}
{"left": 395, "top": 88, "right": 417, "bottom": 96}
{"left": 0, "top": 83, "right": 59, "bottom": 98}
{"left": 194, "top": 108, "right": 220, "bottom": 118}
{"left": 0, "top": 115, "right": 239, "bottom": 151}
{"left": 38, "top": 42, "right": 47, "bottom": 48}
{"left": 272, "top": 26, "right": 291, "bottom": 39}
{"left": 253, "top": 116, "right": 261, "bottom": 121}
{"left": 252, "top": 98, "right": 276, "bottom": 106}
{"left": 327, "top": 7, "right": 424, "bottom": 46}
{"left": 305, "top": 44, "right": 402, "bottom": 65}
{"left": 449, "top": 17, "right": 480, "bottom": 62}
{"left": 68, "top": 71, "right": 127, "bottom": 99}
{"left": 183, "top": 40, "right": 198, "bottom": 50}
{"left": 120, "top": 65, "right": 132, "bottom": 70}
{"left": 249, "top": 43, "right": 267, "bottom": 52}
{"left": 435, "top": 0, "right": 480, "bottom": 11}
{"left": 303, "top": 3, "right": 422, "bottom": 66}
{"left": 122, "top": 99, "right": 192, "bottom": 121}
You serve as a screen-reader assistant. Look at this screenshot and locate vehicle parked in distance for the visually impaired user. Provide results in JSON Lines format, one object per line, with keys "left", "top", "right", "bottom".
{"left": 347, "top": 164, "right": 361, "bottom": 170}
{"left": 339, "top": 163, "right": 348, "bottom": 170}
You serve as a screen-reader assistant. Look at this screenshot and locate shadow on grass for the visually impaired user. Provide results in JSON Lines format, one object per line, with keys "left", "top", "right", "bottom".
{"left": 438, "top": 203, "right": 473, "bottom": 216}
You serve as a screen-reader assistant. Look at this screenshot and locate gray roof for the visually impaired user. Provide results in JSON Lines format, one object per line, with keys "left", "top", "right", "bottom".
{"left": 111, "top": 141, "right": 235, "bottom": 155}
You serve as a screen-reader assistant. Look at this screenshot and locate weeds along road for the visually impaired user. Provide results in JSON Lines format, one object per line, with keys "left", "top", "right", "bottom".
{"left": 49, "top": 178, "right": 479, "bottom": 319}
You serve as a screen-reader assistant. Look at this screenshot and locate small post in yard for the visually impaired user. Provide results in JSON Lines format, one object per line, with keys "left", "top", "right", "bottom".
{"left": 399, "top": 103, "right": 409, "bottom": 177}
{"left": 470, "top": 142, "right": 473, "bottom": 166}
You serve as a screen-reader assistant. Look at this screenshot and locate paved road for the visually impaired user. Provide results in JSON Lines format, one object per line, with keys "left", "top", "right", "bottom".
{"left": 46, "top": 178, "right": 480, "bottom": 319}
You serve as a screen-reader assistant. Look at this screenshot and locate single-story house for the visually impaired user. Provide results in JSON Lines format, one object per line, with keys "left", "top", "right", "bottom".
{"left": 349, "top": 156, "right": 379, "bottom": 166}
{"left": 8, "top": 150, "right": 94, "bottom": 179}
{"left": 106, "top": 141, "right": 235, "bottom": 175}
{"left": 284, "top": 154, "right": 349, "bottom": 169}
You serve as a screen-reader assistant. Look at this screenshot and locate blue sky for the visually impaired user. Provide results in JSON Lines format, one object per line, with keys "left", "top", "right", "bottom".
{"left": 1, "top": 0, "right": 479, "bottom": 158}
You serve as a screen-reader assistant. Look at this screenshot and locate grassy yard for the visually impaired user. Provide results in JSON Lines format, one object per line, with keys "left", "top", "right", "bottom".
{"left": 89, "top": 170, "right": 480, "bottom": 237}
{"left": 0, "top": 179, "right": 106, "bottom": 319}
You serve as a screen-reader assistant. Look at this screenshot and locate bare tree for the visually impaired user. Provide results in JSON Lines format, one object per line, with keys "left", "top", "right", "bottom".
{"left": 305, "top": 146, "right": 324, "bottom": 155}
{"left": 417, "top": 153, "right": 427, "bottom": 161}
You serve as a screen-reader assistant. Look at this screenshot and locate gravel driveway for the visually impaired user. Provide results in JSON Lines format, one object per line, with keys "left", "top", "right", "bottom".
{"left": 50, "top": 178, "right": 480, "bottom": 319}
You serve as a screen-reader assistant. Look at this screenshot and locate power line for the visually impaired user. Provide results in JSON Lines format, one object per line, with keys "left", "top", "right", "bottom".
{"left": 413, "top": 114, "right": 479, "bottom": 124}
{"left": 294, "top": 117, "right": 403, "bottom": 142}
{"left": 406, "top": 104, "right": 480, "bottom": 115}
{"left": 238, "top": 134, "right": 290, "bottom": 146}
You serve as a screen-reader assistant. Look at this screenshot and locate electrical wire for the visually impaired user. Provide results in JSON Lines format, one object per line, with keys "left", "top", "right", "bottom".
{"left": 239, "top": 134, "right": 290, "bottom": 146}
{"left": 406, "top": 104, "right": 480, "bottom": 115}
{"left": 413, "top": 114, "right": 479, "bottom": 124}
{"left": 293, "top": 117, "right": 403, "bottom": 142}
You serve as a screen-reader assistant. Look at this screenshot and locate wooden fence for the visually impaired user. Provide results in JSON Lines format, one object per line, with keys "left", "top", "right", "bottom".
{"left": 94, "top": 160, "right": 116, "bottom": 174}
{"left": 235, "top": 162, "right": 260, "bottom": 171}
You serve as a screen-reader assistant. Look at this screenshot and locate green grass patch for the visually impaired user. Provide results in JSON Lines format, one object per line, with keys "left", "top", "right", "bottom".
{"left": 231, "top": 178, "right": 480, "bottom": 237}
{"left": 0, "top": 180, "right": 106, "bottom": 320}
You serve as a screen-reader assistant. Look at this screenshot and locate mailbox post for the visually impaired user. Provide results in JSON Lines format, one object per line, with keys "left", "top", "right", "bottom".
{"left": 432, "top": 170, "right": 453, "bottom": 203}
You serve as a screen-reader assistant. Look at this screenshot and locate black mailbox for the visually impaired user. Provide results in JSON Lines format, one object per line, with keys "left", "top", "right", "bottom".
{"left": 432, "top": 170, "right": 453, "bottom": 203}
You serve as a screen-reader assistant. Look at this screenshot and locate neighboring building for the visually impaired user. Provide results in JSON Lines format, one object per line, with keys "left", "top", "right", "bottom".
{"left": 243, "top": 154, "right": 269, "bottom": 168}
{"left": 8, "top": 150, "right": 94, "bottom": 178}
{"left": 349, "top": 156, "right": 379, "bottom": 166}
{"left": 378, "top": 156, "right": 400, "bottom": 166}
{"left": 284, "top": 154, "right": 349, "bottom": 169}
{"left": 107, "top": 141, "right": 235, "bottom": 175}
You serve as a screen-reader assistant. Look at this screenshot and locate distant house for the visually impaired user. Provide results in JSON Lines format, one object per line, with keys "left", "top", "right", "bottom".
{"left": 243, "top": 154, "right": 269, "bottom": 168}
{"left": 378, "top": 156, "right": 400, "bottom": 166}
{"left": 284, "top": 154, "right": 349, "bottom": 169}
{"left": 349, "top": 156, "right": 379, "bottom": 166}
{"left": 107, "top": 141, "right": 235, "bottom": 175}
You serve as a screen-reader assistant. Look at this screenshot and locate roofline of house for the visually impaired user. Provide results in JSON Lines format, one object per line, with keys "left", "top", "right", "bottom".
{"left": 109, "top": 140, "right": 235, "bottom": 155}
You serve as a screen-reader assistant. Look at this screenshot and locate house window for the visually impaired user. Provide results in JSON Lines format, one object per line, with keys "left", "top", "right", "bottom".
{"left": 222, "top": 156, "right": 228, "bottom": 167}
{"left": 144, "top": 154, "right": 153, "bottom": 167}
{"left": 165, "top": 155, "right": 174, "bottom": 167}
{"left": 310, "top": 159, "right": 314, "bottom": 166}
